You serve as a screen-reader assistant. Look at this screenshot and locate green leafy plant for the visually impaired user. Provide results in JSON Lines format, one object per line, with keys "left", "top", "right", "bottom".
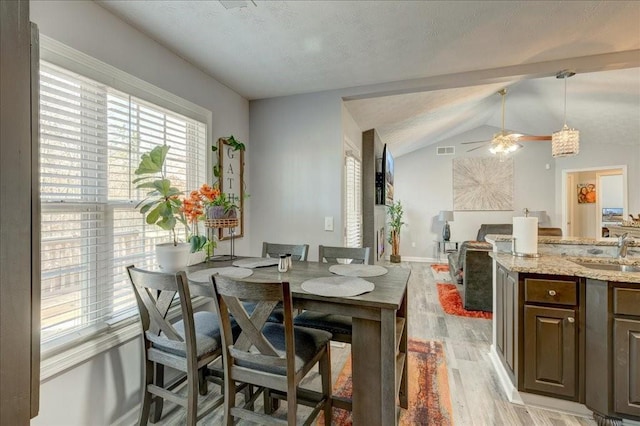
{"left": 387, "top": 200, "right": 406, "bottom": 257}
{"left": 134, "top": 145, "right": 187, "bottom": 246}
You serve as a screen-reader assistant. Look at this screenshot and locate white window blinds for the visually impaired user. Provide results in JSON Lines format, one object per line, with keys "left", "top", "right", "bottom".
{"left": 344, "top": 152, "right": 362, "bottom": 248}
{"left": 39, "top": 61, "right": 207, "bottom": 350}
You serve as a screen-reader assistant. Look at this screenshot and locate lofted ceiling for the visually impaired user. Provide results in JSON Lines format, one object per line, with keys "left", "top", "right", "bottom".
{"left": 96, "top": 0, "right": 640, "bottom": 156}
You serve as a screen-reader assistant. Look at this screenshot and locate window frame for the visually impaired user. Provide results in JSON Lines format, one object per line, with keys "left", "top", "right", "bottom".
{"left": 38, "top": 36, "right": 213, "bottom": 372}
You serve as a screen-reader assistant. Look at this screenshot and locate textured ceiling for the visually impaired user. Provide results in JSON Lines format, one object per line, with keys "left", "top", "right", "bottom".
{"left": 95, "top": 0, "right": 640, "bottom": 155}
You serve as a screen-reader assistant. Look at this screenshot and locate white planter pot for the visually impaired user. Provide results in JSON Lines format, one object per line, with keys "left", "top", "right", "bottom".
{"left": 188, "top": 250, "right": 207, "bottom": 266}
{"left": 156, "top": 242, "right": 190, "bottom": 272}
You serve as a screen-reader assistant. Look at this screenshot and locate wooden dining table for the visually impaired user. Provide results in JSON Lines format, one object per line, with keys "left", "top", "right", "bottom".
{"left": 185, "top": 258, "right": 410, "bottom": 426}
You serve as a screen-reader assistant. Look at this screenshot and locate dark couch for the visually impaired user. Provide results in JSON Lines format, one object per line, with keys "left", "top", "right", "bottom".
{"left": 447, "top": 224, "right": 562, "bottom": 312}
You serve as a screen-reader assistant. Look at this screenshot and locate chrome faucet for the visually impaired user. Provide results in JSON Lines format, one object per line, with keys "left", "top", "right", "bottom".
{"left": 617, "top": 233, "right": 633, "bottom": 258}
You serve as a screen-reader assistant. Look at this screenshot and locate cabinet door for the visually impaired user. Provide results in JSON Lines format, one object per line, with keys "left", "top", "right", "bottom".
{"left": 505, "top": 272, "right": 517, "bottom": 373}
{"left": 496, "top": 265, "right": 506, "bottom": 356}
{"left": 524, "top": 305, "right": 577, "bottom": 399}
{"left": 614, "top": 318, "right": 640, "bottom": 417}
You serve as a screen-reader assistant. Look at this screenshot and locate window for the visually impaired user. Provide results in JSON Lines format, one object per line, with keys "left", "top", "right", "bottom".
{"left": 344, "top": 145, "right": 362, "bottom": 248}
{"left": 39, "top": 60, "right": 207, "bottom": 353}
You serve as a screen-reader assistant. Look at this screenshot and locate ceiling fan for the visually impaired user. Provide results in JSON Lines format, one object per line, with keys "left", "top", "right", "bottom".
{"left": 462, "top": 89, "right": 551, "bottom": 155}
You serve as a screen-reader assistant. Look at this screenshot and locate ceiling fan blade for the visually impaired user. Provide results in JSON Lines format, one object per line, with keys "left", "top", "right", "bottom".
{"left": 516, "top": 135, "right": 552, "bottom": 141}
{"left": 461, "top": 140, "right": 490, "bottom": 145}
{"left": 466, "top": 143, "right": 490, "bottom": 152}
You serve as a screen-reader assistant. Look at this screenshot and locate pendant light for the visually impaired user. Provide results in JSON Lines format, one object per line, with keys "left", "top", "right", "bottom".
{"left": 552, "top": 70, "right": 580, "bottom": 157}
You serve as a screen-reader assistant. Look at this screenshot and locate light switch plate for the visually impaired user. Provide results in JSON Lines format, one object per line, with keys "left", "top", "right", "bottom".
{"left": 324, "top": 216, "right": 334, "bottom": 231}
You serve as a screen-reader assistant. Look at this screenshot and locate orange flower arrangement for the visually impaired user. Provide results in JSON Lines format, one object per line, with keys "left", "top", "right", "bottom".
{"left": 180, "top": 190, "right": 204, "bottom": 225}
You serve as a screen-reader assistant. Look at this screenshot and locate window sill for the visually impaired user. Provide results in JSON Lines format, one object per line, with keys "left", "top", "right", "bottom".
{"left": 40, "top": 297, "right": 210, "bottom": 382}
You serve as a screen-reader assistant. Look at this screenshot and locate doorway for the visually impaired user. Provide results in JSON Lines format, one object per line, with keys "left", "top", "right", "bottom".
{"left": 561, "top": 166, "right": 627, "bottom": 238}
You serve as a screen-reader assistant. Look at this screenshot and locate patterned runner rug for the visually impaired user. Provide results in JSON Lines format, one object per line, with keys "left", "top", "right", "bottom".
{"left": 317, "top": 339, "right": 454, "bottom": 425}
{"left": 436, "top": 283, "right": 493, "bottom": 319}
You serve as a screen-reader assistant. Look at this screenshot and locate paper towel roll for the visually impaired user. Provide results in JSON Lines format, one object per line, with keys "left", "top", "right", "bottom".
{"left": 513, "top": 217, "right": 538, "bottom": 255}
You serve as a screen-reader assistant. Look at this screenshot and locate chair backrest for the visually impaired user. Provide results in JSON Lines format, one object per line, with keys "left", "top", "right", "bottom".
{"left": 211, "top": 276, "right": 295, "bottom": 376}
{"left": 318, "top": 245, "right": 371, "bottom": 265}
{"left": 262, "top": 242, "right": 309, "bottom": 261}
{"left": 126, "top": 265, "right": 197, "bottom": 362}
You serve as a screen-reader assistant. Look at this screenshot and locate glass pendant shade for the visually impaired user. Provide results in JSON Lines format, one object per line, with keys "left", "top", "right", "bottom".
{"left": 552, "top": 124, "right": 580, "bottom": 157}
{"left": 552, "top": 71, "right": 580, "bottom": 158}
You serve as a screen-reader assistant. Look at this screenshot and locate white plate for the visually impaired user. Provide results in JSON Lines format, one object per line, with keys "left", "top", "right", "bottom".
{"left": 329, "top": 264, "right": 388, "bottom": 277}
{"left": 301, "top": 276, "right": 375, "bottom": 297}
{"left": 187, "top": 267, "right": 253, "bottom": 282}
{"left": 232, "top": 258, "right": 280, "bottom": 269}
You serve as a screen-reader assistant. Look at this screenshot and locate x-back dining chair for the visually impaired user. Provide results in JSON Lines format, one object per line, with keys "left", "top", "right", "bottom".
{"left": 293, "top": 245, "right": 372, "bottom": 344}
{"left": 318, "top": 245, "right": 370, "bottom": 265}
{"left": 211, "top": 275, "right": 332, "bottom": 426}
{"left": 126, "top": 265, "right": 225, "bottom": 425}
{"left": 262, "top": 242, "right": 310, "bottom": 261}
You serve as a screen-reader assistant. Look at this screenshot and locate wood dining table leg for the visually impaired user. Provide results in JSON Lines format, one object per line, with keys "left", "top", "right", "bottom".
{"left": 352, "top": 309, "right": 398, "bottom": 426}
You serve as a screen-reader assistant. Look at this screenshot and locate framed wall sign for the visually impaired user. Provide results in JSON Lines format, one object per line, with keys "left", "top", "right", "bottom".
{"left": 217, "top": 137, "right": 244, "bottom": 240}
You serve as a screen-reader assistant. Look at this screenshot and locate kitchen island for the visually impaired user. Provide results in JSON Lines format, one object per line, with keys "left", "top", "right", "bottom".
{"left": 486, "top": 235, "right": 640, "bottom": 425}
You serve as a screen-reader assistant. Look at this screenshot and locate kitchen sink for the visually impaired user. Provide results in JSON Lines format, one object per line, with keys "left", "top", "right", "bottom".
{"left": 572, "top": 261, "right": 640, "bottom": 273}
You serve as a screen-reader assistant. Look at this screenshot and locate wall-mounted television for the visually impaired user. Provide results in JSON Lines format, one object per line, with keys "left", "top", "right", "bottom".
{"left": 376, "top": 144, "right": 394, "bottom": 206}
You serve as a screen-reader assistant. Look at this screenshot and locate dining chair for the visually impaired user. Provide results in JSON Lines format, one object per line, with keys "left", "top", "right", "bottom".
{"left": 293, "top": 245, "right": 372, "bottom": 344}
{"left": 211, "top": 275, "right": 332, "bottom": 426}
{"left": 262, "top": 242, "right": 310, "bottom": 261}
{"left": 318, "top": 245, "right": 371, "bottom": 265}
{"left": 126, "top": 265, "right": 225, "bottom": 425}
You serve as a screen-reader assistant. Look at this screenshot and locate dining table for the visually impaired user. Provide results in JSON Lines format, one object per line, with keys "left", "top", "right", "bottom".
{"left": 185, "top": 258, "right": 411, "bottom": 426}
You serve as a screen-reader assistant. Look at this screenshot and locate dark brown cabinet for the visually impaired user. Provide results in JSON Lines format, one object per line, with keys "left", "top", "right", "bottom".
{"left": 523, "top": 305, "right": 577, "bottom": 398}
{"left": 495, "top": 264, "right": 518, "bottom": 379}
{"left": 613, "top": 318, "right": 640, "bottom": 417}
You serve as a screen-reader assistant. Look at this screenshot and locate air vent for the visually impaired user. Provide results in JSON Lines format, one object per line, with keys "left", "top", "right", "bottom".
{"left": 437, "top": 146, "right": 455, "bottom": 155}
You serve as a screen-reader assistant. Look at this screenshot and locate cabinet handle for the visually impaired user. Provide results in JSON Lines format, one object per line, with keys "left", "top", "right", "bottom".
{"left": 567, "top": 317, "right": 575, "bottom": 323}
{"left": 548, "top": 290, "right": 557, "bottom": 296}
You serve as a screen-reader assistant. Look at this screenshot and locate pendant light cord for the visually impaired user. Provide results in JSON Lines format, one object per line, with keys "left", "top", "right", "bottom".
{"left": 563, "top": 76, "right": 568, "bottom": 126}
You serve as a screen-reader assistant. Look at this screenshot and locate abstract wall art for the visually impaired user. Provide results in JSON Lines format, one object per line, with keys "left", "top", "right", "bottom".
{"left": 453, "top": 158, "right": 514, "bottom": 211}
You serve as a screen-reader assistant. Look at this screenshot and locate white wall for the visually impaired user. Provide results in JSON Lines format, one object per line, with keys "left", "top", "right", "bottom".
{"left": 30, "top": 1, "right": 249, "bottom": 424}
{"left": 395, "top": 125, "right": 556, "bottom": 259}
{"left": 601, "top": 174, "right": 624, "bottom": 208}
{"left": 249, "top": 91, "right": 344, "bottom": 262}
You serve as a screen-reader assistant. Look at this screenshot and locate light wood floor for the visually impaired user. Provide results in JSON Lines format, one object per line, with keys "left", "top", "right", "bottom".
{"left": 155, "top": 261, "right": 596, "bottom": 425}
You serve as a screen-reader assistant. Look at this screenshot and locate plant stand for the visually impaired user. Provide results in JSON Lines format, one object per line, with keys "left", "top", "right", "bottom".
{"left": 205, "top": 218, "right": 239, "bottom": 261}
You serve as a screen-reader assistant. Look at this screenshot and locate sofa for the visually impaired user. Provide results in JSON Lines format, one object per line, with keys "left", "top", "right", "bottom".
{"left": 447, "top": 224, "right": 562, "bottom": 312}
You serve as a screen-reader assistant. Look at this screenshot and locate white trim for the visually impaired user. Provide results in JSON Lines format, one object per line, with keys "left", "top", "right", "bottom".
{"left": 489, "top": 345, "right": 524, "bottom": 405}
{"left": 400, "top": 256, "right": 434, "bottom": 263}
{"left": 561, "top": 165, "right": 627, "bottom": 238}
{"left": 40, "top": 297, "right": 209, "bottom": 382}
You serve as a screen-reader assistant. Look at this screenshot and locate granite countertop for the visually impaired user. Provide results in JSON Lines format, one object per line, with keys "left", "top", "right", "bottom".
{"left": 490, "top": 252, "right": 640, "bottom": 284}
{"left": 485, "top": 234, "right": 640, "bottom": 246}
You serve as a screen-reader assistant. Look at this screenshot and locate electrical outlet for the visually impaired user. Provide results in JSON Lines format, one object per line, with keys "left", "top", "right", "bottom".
{"left": 324, "top": 216, "right": 334, "bottom": 231}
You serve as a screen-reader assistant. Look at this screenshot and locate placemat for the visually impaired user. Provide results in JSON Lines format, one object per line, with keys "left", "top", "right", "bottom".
{"left": 329, "top": 264, "right": 388, "bottom": 277}
{"left": 231, "top": 258, "right": 280, "bottom": 269}
{"left": 187, "top": 267, "right": 253, "bottom": 283}
{"left": 301, "top": 276, "right": 375, "bottom": 297}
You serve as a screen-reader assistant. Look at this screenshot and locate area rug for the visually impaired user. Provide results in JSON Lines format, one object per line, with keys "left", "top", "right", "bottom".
{"left": 430, "top": 263, "right": 451, "bottom": 282}
{"left": 317, "top": 339, "right": 453, "bottom": 425}
{"left": 436, "top": 283, "right": 493, "bottom": 319}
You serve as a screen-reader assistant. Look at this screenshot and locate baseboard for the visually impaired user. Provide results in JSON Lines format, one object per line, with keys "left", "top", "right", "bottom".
{"left": 488, "top": 345, "right": 523, "bottom": 405}
{"left": 401, "top": 256, "right": 435, "bottom": 262}
{"left": 111, "top": 404, "right": 139, "bottom": 426}
{"left": 520, "top": 392, "right": 592, "bottom": 418}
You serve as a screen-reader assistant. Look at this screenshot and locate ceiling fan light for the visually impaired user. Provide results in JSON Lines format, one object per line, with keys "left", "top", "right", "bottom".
{"left": 552, "top": 124, "right": 580, "bottom": 157}
{"left": 490, "top": 132, "right": 519, "bottom": 161}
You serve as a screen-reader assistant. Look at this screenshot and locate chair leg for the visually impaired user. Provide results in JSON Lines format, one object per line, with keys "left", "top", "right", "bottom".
{"left": 148, "top": 363, "right": 164, "bottom": 424}
{"left": 139, "top": 359, "right": 154, "bottom": 426}
{"left": 287, "top": 382, "right": 298, "bottom": 426}
{"left": 223, "top": 375, "right": 237, "bottom": 426}
{"left": 198, "top": 368, "right": 208, "bottom": 396}
{"left": 319, "top": 344, "right": 332, "bottom": 424}
{"left": 186, "top": 367, "right": 199, "bottom": 426}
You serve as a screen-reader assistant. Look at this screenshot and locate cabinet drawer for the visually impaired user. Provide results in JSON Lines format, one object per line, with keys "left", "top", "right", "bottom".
{"left": 614, "top": 287, "right": 640, "bottom": 316}
{"left": 525, "top": 278, "right": 577, "bottom": 306}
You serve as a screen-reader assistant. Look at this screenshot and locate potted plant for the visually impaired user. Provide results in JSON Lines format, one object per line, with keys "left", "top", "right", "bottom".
{"left": 387, "top": 200, "right": 406, "bottom": 263}
{"left": 181, "top": 189, "right": 215, "bottom": 263}
{"left": 134, "top": 145, "right": 190, "bottom": 271}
